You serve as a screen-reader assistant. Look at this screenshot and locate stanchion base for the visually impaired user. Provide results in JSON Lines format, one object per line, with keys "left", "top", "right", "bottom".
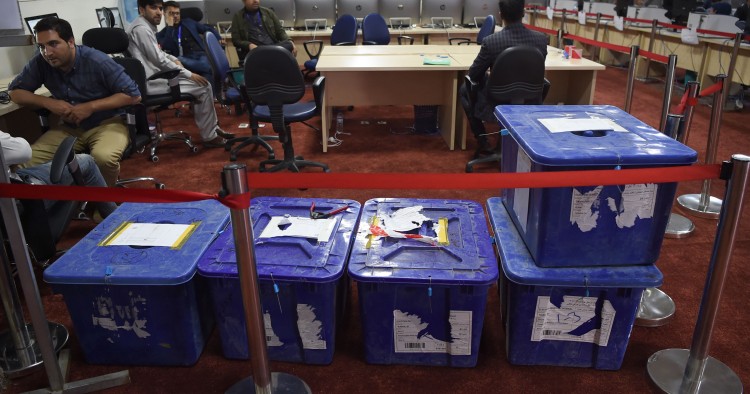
{"left": 226, "top": 372, "right": 311, "bottom": 394}
{"left": 677, "top": 194, "right": 722, "bottom": 219}
{"left": 647, "top": 348, "right": 743, "bottom": 394}
{"left": 636, "top": 288, "right": 676, "bottom": 327}
{"left": 0, "top": 322, "right": 69, "bottom": 379}
{"left": 664, "top": 213, "right": 695, "bottom": 239}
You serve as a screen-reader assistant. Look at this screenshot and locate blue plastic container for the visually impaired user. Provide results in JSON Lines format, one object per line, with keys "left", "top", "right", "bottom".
{"left": 43, "top": 200, "right": 229, "bottom": 366}
{"left": 486, "top": 197, "right": 663, "bottom": 369}
{"left": 348, "top": 198, "right": 498, "bottom": 367}
{"left": 494, "top": 105, "right": 697, "bottom": 267}
{"left": 197, "top": 197, "right": 361, "bottom": 364}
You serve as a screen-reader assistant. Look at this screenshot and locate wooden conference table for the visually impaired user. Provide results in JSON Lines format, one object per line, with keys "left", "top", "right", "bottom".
{"left": 0, "top": 77, "right": 51, "bottom": 142}
{"left": 315, "top": 45, "right": 606, "bottom": 152}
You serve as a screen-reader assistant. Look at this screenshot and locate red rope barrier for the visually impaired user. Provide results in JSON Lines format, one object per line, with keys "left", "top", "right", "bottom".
{"left": 524, "top": 23, "right": 558, "bottom": 36}
{"left": 0, "top": 166, "right": 722, "bottom": 209}
{"left": 699, "top": 80, "right": 723, "bottom": 97}
{"left": 639, "top": 50, "right": 669, "bottom": 64}
{"left": 672, "top": 80, "right": 723, "bottom": 113}
{"left": 623, "top": 17, "right": 656, "bottom": 24}
{"left": 657, "top": 21, "right": 686, "bottom": 30}
{"left": 585, "top": 13, "right": 615, "bottom": 19}
{"left": 564, "top": 33, "right": 631, "bottom": 53}
{"left": 696, "top": 28, "right": 737, "bottom": 39}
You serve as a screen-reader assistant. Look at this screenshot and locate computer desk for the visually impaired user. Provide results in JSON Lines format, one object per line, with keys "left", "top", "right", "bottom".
{"left": 315, "top": 45, "right": 605, "bottom": 152}
{"left": 0, "top": 77, "right": 51, "bottom": 142}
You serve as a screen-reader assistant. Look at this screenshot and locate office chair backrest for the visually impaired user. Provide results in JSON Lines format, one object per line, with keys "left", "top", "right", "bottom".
{"left": 204, "top": 32, "right": 230, "bottom": 84}
{"left": 244, "top": 46, "right": 305, "bottom": 131}
{"left": 476, "top": 15, "right": 496, "bottom": 44}
{"left": 331, "top": 14, "right": 358, "bottom": 45}
{"left": 102, "top": 7, "right": 116, "bottom": 28}
{"left": 82, "top": 27, "right": 148, "bottom": 96}
{"left": 487, "top": 46, "right": 547, "bottom": 105}
{"left": 362, "top": 13, "right": 391, "bottom": 45}
{"left": 181, "top": 7, "right": 204, "bottom": 22}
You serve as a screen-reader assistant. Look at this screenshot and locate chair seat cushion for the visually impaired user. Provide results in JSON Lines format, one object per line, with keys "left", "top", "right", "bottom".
{"left": 253, "top": 101, "right": 316, "bottom": 122}
{"left": 304, "top": 59, "right": 318, "bottom": 71}
{"left": 226, "top": 87, "right": 241, "bottom": 102}
{"left": 143, "top": 93, "right": 195, "bottom": 107}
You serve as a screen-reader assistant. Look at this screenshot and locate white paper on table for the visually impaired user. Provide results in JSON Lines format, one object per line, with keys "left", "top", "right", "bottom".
{"left": 382, "top": 206, "right": 430, "bottom": 232}
{"left": 546, "top": 7, "right": 554, "bottom": 20}
{"left": 259, "top": 216, "right": 336, "bottom": 243}
{"left": 578, "top": 11, "right": 586, "bottom": 25}
{"left": 104, "top": 222, "right": 197, "bottom": 247}
{"left": 614, "top": 15, "right": 624, "bottom": 31}
{"left": 538, "top": 118, "right": 628, "bottom": 133}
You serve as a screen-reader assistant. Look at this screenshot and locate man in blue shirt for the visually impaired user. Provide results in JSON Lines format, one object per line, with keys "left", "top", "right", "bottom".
{"left": 157, "top": 1, "right": 219, "bottom": 83}
{"left": 9, "top": 17, "right": 141, "bottom": 187}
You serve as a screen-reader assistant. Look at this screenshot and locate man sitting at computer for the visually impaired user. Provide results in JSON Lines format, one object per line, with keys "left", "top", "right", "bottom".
{"left": 157, "top": 1, "right": 219, "bottom": 83}
{"left": 230, "top": 0, "right": 296, "bottom": 63}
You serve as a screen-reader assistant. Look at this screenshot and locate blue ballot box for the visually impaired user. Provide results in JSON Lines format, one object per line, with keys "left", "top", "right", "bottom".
{"left": 494, "top": 105, "right": 697, "bottom": 267}
{"left": 348, "top": 198, "right": 498, "bottom": 367}
{"left": 487, "top": 197, "right": 663, "bottom": 369}
{"left": 198, "top": 197, "right": 361, "bottom": 364}
{"left": 43, "top": 200, "right": 229, "bottom": 366}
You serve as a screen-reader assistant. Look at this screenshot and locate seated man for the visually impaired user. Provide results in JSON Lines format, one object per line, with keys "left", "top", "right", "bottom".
{"left": 705, "top": 0, "right": 732, "bottom": 14}
{"left": 231, "top": 0, "right": 297, "bottom": 63}
{"left": 157, "top": 1, "right": 220, "bottom": 83}
{"left": 459, "top": 0, "right": 549, "bottom": 157}
{"left": 9, "top": 17, "right": 142, "bottom": 187}
{"left": 127, "top": 0, "right": 234, "bottom": 148}
{"left": 2, "top": 130, "right": 117, "bottom": 218}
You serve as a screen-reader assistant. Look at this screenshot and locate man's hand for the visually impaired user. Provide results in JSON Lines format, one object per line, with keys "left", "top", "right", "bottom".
{"left": 44, "top": 98, "right": 75, "bottom": 117}
{"left": 174, "top": 59, "right": 183, "bottom": 67}
{"left": 63, "top": 102, "right": 95, "bottom": 126}
{"left": 190, "top": 74, "right": 209, "bottom": 86}
{"left": 248, "top": 43, "right": 258, "bottom": 51}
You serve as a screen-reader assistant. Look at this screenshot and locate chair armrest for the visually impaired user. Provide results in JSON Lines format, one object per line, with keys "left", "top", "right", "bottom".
{"left": 334, "top": 41, "right": 356, "bottom": 46}
{"left": 148, "top": 69, "right": 181, "bottom": 81}
{"left": 448, "top": 37, "right": 471, "bottom": 45}
{"left": 362, "top": 40, "right": 377, "bottom": 45}
{"left": 464, "top": 75, "right": 479, "bottom": 104}
{"left": 397, "top": 36, "right": 414, "bottom": 45}
{"left": 542, "top": 78, "right": 551, "bottom": 101}
{"left": 50, "top": 136, "right": 83, "bottom": 185}
{"left": 35, "top": 109, "right": 51, "bottom": 133}
{"left": 303, "top": 40, "right": 324, "bottom": 59}
{"left": 312, "top": 76, "right": 326, "bottom": 113}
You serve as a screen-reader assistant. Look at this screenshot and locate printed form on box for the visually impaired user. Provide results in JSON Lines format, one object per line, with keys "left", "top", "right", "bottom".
{"left": 538, "top": 118, "right": 628, "bottom": 133}
{"left": 101, "top": 222, "right": 198, "bottom": 248}
{"left": 259, "top": 216, "right": 337, "bottom": 243}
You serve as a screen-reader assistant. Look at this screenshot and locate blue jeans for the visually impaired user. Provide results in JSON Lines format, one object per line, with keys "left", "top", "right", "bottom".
{"left": 17, "top": 154, "right": 117, "bottom": 218}
{"left": 178, "top": 53, "right": 214, "bottom": 82}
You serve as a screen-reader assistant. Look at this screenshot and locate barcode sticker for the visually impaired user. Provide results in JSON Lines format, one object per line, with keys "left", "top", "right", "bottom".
{"left": 531, "top": 296, "right": 615, "bottom": 346}
{"left": 393, "top": 310, "right": 472, "bottom": 355}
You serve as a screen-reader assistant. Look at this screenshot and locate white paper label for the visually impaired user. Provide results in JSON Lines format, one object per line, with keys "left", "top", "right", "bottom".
{"left": 264, "top": 312, "right": 283, "bottom": 347}
{"left": 297, "top": 304, "right": 327, "bottom": 350}
{"left": 607, "top": 184, "right": 658, "bottom": 229}
{"left": 512, "top": 149, "right": 532, "bottom": 234}
{"left": 570, "top": 186, "right": 603, "bottom": 232}
{"left": 393, "top": 310, "right": 472, "bottom": 355}
{"left": 531, "top": 296, "right": 615, "bottom": 346}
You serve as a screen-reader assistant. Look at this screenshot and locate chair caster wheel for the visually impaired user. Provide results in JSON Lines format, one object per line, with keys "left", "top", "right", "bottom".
{"left": 155, "top": 183, "right": 165, "bottom": 189}
{"left": 151, "top": 155, "right": 159, "bottom": 163}
{"left": 191, "top": 146, "right": 199, "bottom": 153}
{"left": 268, "top": 154, "right": 276, "bottom": 160}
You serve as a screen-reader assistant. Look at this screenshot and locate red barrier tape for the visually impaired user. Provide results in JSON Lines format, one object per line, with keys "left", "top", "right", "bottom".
{"left": 696, "top": 29, "right": 737, "bottom": 39}
{"left": 585, "top": 13, "right": 615, "bottom": 19}
{"left": 673, "top": 90, "right": 699, "bottom": 114}
{"left": 557, "top": 9, "right": 578, "bottom": 14}
{"left": 699, "top": 81, "right": 723, "bottom": 97}
{"left": 564, "top": 33, "right": 631, "bottom": 53}
{"left": 524, "top": 23, "right": 558, "bottom": 36}
{"left": 639, "top": 50, "right": 669, "bottom": 63}
{"left": 623, "top": 17, "right": 656, "bottom": 24}
{"left": 657, "top": 22, "right": 686, "bottom": 30}
{"left": 0, "top": 166, "right": 722, "bottom": 208}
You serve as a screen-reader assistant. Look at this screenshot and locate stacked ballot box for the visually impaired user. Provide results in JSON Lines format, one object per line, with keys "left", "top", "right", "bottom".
{"left": 197, "top": 197, "right": 361, "bottom": 364}
{"left": 43, "top": 200, "right": 229, "bottom": 366}
{"left": 348, "top": 198, "right": 498, "bottom": 367}
{"left": 494, "top": 104, "right": 697, "bottom": 268}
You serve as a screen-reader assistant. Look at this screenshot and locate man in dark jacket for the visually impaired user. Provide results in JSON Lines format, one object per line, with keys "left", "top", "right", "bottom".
{"left": 157, "top": 1, "right": 219, "bottom": 82}
{"left": 230, "top": 0, "right": 296, "bottom": 63}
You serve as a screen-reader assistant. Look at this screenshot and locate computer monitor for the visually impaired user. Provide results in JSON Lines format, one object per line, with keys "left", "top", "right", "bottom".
{"left": 461, "top": 1, "right": 500, "bottom": 27}
{"left": 96, "top": 8, "right": 125, "bottom": 28}
{"left": 421, "top": 0, "right": 465, "bottom": 28}
{"left": 294, "top": 0, "right": 336, "bottom": 29}
{"left": 337, "top": 0, "right": 379, "bottom": 20}
{"left": 585, "top": 2, "right": 617, "bottom": 17}
{"left": 204, "top": 0, "right": 241, "bottom": 24}
{"left": 670, "top": 0, "right": 705, "bottom": 24}
{"left": 551, "top": 0, "right": 579, "bottom": 12}
{"left": 24, "top": 13, "right": 59, "bottom": 35}
{"left": 0, "top": 0, "right": 25, "bottom": 37}
{"left": 264, "top": 0, "right": 296, "bottom": 27}
{"left": 378, "top": 0, "right": 420, "bottom": 26}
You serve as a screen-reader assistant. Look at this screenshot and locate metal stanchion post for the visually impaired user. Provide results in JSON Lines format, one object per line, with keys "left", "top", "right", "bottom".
{"left": 593, "top": 13, "right": 602, "bottom": 62}
{"left": 624, "top": 45, "right": 639, "bottom": 113}
{"left": 647, "top": 154, "right": 748, "bottom": 394}
{"left": 637, "top": 19, "right": 659, "bottom": 83}
{"left": 223, "top": 163, "right": 310, "bottom": 394}
{"left": 721, "top": 33, "right": 743, "bottom": 111}
{"left": 680, "top": 81, "right": 701, "bottom": 144}
{"left": 557, "top": 28, "right": 564, "bottom": 49}
{"left": 677, "top": 74, "right": 727, "bottom": 219}
{"left": 659, "top": 54, "right": 678, "bottom": 132}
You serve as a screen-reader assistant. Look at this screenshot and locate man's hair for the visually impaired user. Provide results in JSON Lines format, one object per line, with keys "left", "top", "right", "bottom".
{"left": 499, "top": 0, "right": 526, "bottom": 23}
{"left": 138, "top": 0, "right": 164, "bottom": 8}
{"left": 164, "top": 1, "right": 180, "bottom": 9}
{"left": 34, "top": 17, "right": 74, "bottom": 41}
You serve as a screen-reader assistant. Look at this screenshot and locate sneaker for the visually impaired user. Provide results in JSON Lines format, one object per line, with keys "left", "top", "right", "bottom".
{"left": 203, "top": 136, "right": 228, "bottom": 148}
{"left": 215, "top": 128, "right": 236, "bottom": 139}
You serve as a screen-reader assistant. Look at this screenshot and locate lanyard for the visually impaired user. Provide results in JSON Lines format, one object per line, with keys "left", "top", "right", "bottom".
{"left": 177, "top": 25, "right": 183, "bottom": 57}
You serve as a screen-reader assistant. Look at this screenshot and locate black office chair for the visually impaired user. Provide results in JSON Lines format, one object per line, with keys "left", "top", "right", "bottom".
{"left": 204, "top": 31, "right": 277, "bottom": 161}
{"left": 181, "top": 7, "right": 203, "bottom": 22}
{"left": 244, "top": 46, "right": 329, "bottom": 172}
{"left": 449, "top": 15, "right": 496, "bottom": 45}
{"left": 83, "top": 27, "right": 199, "bottom": 162}
{"left": 303, "top": 14, "right": 358, "bottom": 78}
{"left": 11, "top": 137, "right": 86, "bottom": 265}
{"left": 464, "top": 46, "right": 550, "bottom": 173}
